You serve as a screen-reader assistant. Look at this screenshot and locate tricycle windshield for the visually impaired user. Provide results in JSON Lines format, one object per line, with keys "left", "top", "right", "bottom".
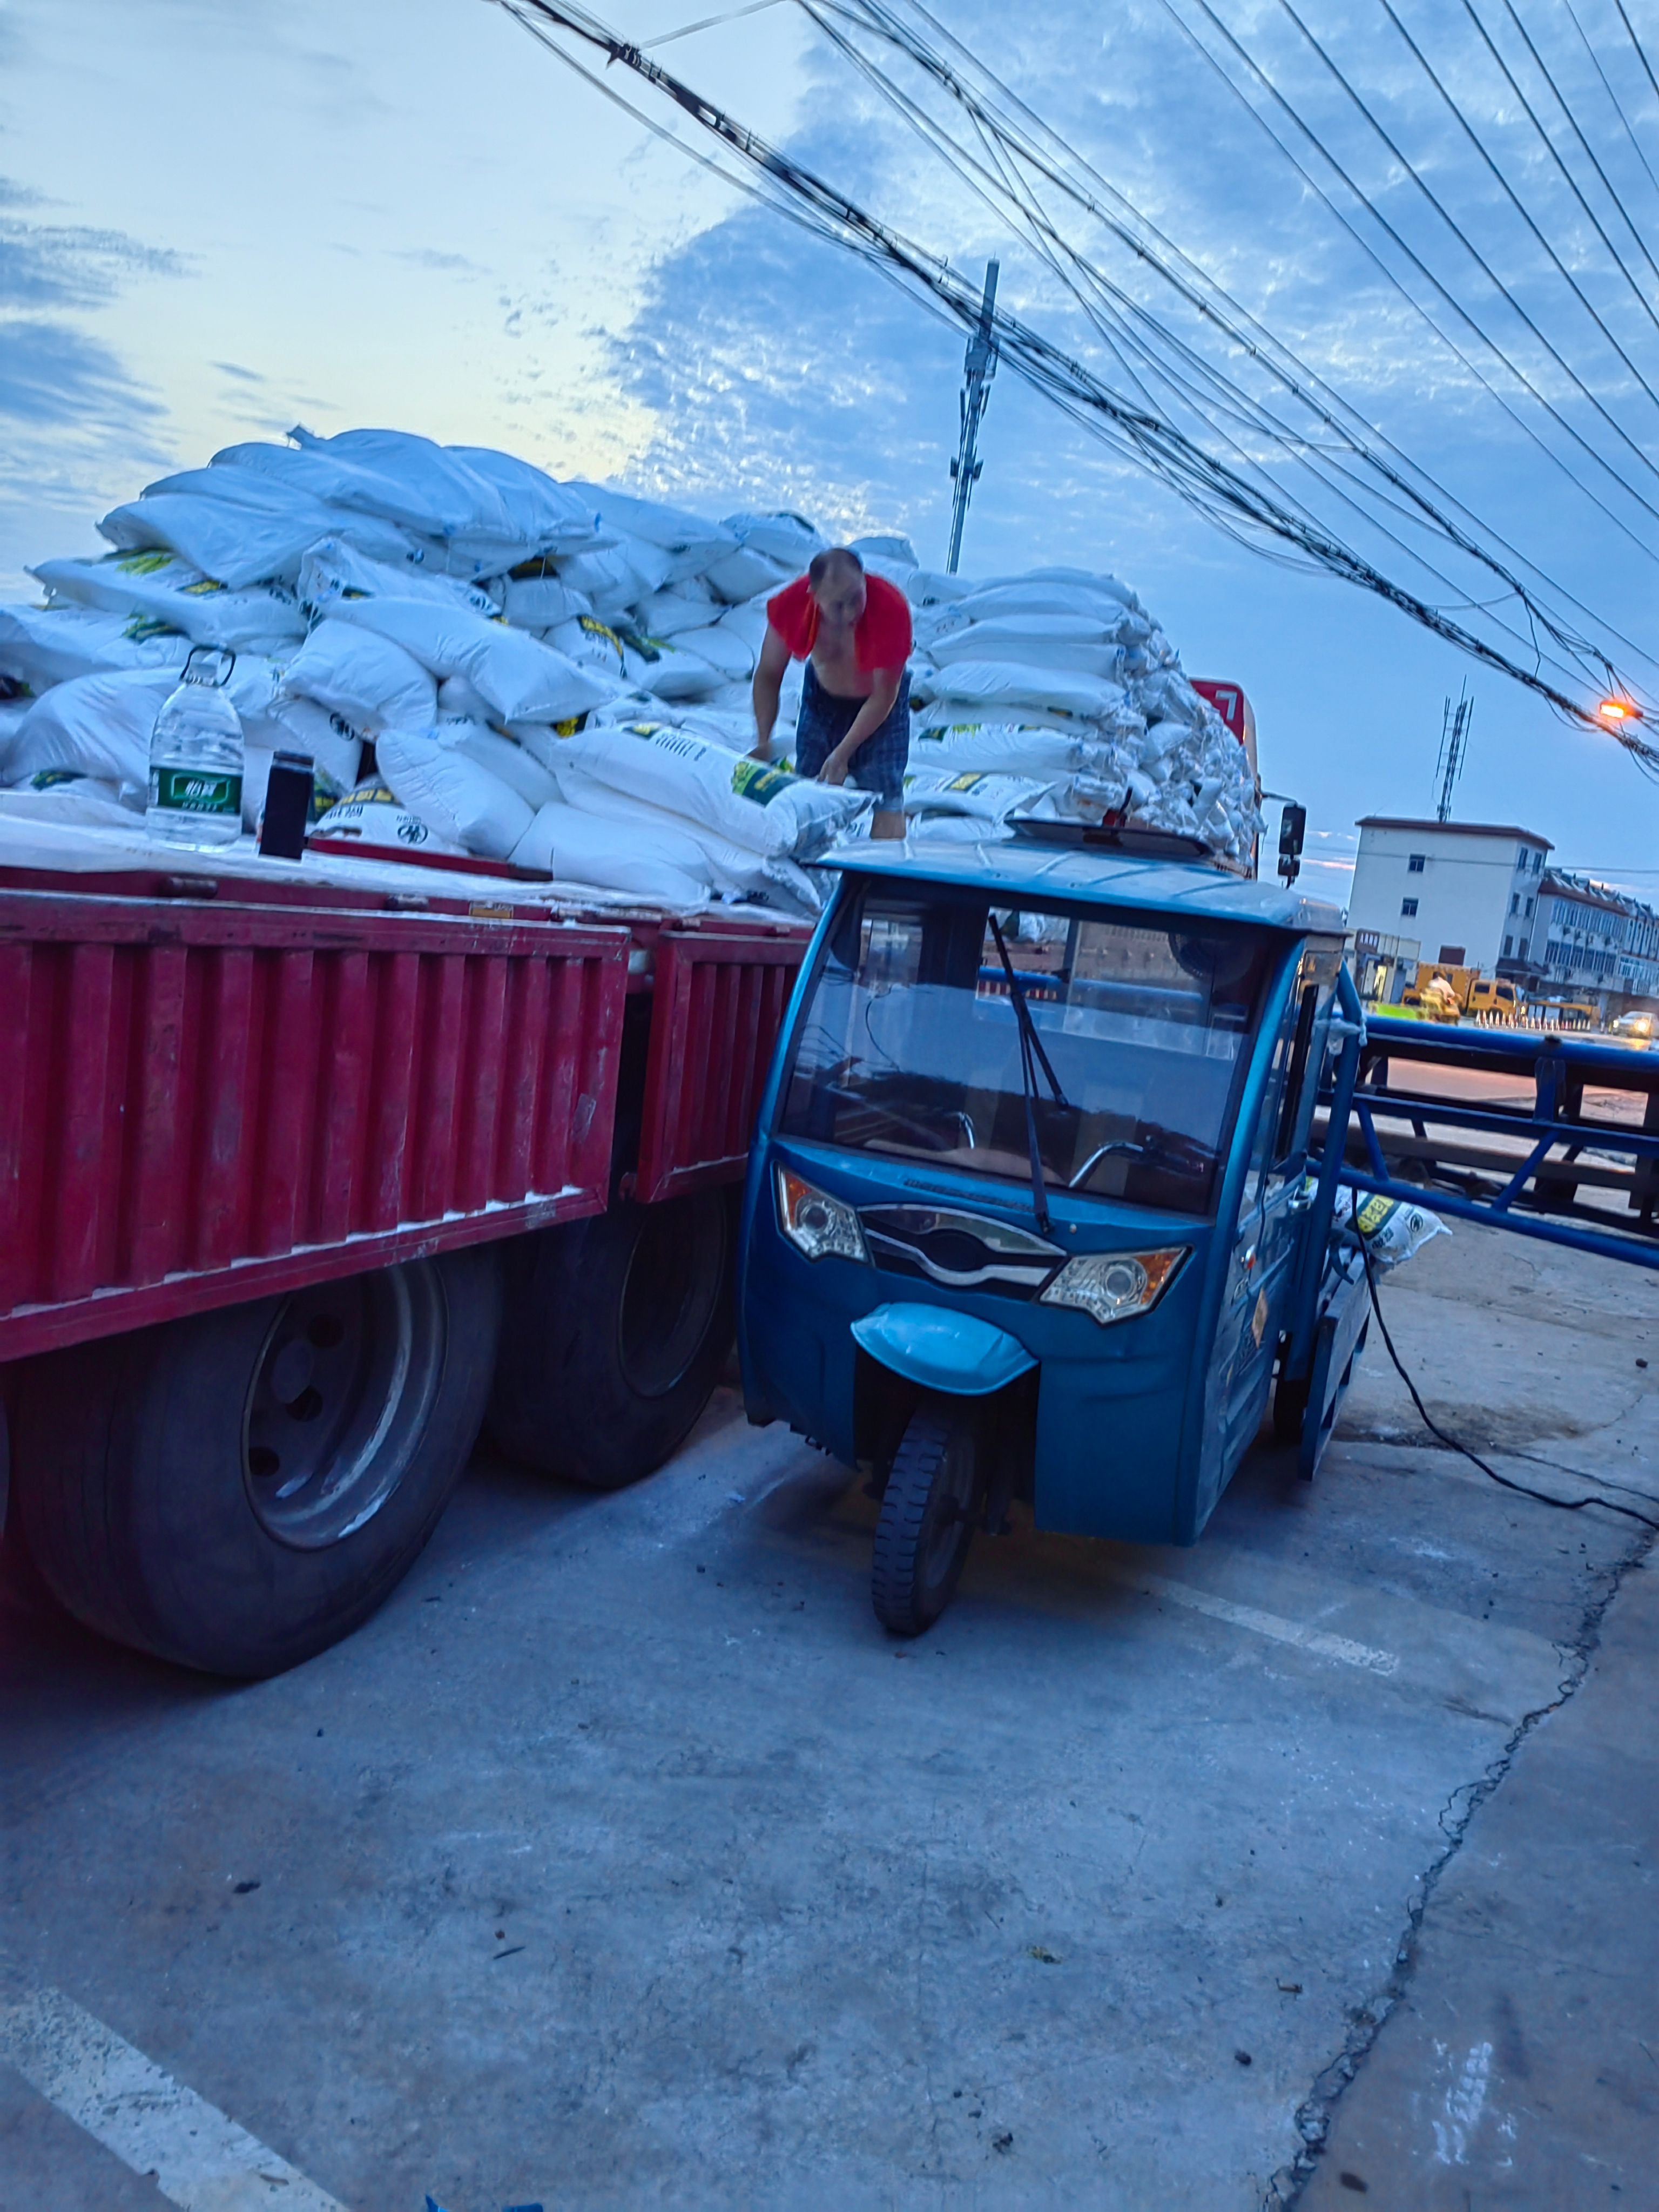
{"left": 779, "top": 885, "right": 1276, "bottom": 1216}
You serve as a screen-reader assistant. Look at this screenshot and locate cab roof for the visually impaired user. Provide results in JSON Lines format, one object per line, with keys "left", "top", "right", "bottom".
{"left": 823, "top": 837, "right": 1344, "bottom": 934}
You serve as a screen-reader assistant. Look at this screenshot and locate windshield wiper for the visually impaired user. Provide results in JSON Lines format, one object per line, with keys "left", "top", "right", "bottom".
{"left": 988, "top": 915, "right": 1073, "bottom": 1234}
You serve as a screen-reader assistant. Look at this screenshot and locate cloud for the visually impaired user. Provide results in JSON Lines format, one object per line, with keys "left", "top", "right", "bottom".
{"left": 0, "top": 319, "right": 165, "bottom": 428}
{"left": 393, "top": 247, "right": 483, "bottom": 275}
{"left": 213, "top": 360, "right": 267, "bottom": 384}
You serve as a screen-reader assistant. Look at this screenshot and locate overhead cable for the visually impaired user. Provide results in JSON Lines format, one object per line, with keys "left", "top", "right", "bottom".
{"left": 488, "top": 0, "right": 1659, "bottom": 765}
{"left": 807, "top": 0, "right": 1659, "bottom": 690}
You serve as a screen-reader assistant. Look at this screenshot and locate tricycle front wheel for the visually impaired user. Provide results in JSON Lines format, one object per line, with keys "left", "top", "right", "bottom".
{"left": 872, "top": 1397, "right": 983, "bottom": 1637}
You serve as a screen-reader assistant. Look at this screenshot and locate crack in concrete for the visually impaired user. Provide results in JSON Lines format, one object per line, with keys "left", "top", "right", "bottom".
{"left": 1264, "top": 1527, "right": 1657, "bottom": 2209}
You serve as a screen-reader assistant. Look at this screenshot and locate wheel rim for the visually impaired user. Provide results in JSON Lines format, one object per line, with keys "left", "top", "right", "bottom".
{"left": 242, "top": 1265, "right": 446, "bottom": 1549}
{"left": 617, "top": 1200, "right": 726, "bottom": 1399}
{"left": 918, "top": 1423, "right": 979, "bottom": 1606}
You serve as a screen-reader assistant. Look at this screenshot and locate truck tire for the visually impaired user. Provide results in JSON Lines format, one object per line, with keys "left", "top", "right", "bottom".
{"left": 872, "top": 1397, "right": 983, "bottom": 1637}
{"left": 12, "top": 1247, "right": 500, "bottom": 1677}
{"left": 489, "top": 1189, "right": 733, "bottom": 1489}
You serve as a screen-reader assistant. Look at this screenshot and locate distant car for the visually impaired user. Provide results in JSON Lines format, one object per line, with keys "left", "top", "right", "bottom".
{"left": 1610, "top": 1011, "right": 1657, "bottom": 1048}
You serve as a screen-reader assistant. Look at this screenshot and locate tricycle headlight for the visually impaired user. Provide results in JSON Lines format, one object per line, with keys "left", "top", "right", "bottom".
{"left": 776, "top": 1166, "right": 869, "bottom": 1263}
{"left": 1038, "top": 1247, "right": 1186, "bottom": 1325}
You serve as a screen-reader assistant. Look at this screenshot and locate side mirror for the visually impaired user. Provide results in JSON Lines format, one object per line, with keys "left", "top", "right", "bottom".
{"left": 1278, "top": 801, "right": 1307, "bottom": 886}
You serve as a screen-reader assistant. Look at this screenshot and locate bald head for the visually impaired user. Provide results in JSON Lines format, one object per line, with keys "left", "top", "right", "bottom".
{"left": 808, "top": 546, "right": 866, "bottom": 629}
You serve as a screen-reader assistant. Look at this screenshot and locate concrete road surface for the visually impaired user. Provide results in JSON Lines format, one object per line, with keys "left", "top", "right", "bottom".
{"left": 2, "top": 1222, "right": 1656, "bottom": 2210}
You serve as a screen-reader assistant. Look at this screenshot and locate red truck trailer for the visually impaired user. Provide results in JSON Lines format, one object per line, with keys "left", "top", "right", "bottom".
{"left": 0, "top": 844, "right": 808, "bottom": 1676}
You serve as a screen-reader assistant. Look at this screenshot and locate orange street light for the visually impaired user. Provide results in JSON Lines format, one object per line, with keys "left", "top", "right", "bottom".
{"left": 1599, "top": 697, "right": 1642, "bottom": 722}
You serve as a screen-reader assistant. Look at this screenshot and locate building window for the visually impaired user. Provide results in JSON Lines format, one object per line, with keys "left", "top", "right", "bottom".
{"left": 1407, "top": 853, "right": 1425, "bottom": 873}
{"left": 1510, "top": 893, "right": 1519, "bottom": 914}
{"left": 1439, "top": 944, "right": 1466, "bottom": 963}
{"left": 1503, "top": 935, "right": 1513, "bottom": 957}
{"left": 1525, "top": 897, "right": 1534, "bottom": 918}
{"left": 1401, "top": 897, "right": 1419, "bottom": 918}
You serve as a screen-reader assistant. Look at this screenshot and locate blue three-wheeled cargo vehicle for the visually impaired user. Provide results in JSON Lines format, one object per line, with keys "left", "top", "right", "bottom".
{"left": 738, "top": 821, "right": 1377, "bottom": 1634}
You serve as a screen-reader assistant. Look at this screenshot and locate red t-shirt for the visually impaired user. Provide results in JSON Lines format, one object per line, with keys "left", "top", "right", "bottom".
{"left": 766, "top": 570, "right": 913, "bottom": 669}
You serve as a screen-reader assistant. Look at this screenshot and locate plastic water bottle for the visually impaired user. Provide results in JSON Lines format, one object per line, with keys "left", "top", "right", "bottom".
{"left": 146, "top": 646, "right": 245, "bottom": 847}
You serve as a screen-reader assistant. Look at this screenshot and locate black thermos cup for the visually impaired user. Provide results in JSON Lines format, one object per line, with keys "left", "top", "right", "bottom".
{"left": 259, "top": 751, "right": 315, "bottom": 860}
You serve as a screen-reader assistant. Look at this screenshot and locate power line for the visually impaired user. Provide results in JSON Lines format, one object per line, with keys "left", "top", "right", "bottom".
{"left": 802, "top": 0, "right": 1640, "bottom": 696}
{"left": 490, "top": 0, "right": 1659, "bottom": 767}
{"left": 1489, "top": 0, "right": 1659, "bottom": 291}
{"left": 1458, "top": 0, "right": 1659, "bottom": 320}
{"left": 806, "top": 0, "right": 1659, "bottom": 692}
{"left": 1274, "top": 0, "right": 1659, "bottom": 493}
{"left": 1375, "top": 0, "right": 1659, "bottom": 414}
{"left": 1611, "top": 0, "right": 1659, "bottom": 116}
{"left": 1163, "top": 0, "right": 1659, "bottom": 567}
{"left": 1563, "top": 0, "right": 1659, "bottom": 212}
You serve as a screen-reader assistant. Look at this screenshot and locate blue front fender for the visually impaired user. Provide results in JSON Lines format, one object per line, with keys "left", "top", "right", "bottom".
{"left": 850, "top": 1301, "right": 1036, "bottom": 1397}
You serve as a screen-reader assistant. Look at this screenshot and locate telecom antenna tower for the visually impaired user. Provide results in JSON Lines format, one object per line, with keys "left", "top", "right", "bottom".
{"left": 1435, "top": 685, "right": 1473, "bottom": 821}
{"left": 946, "top": 260, "right": 1000, "bottom": 573}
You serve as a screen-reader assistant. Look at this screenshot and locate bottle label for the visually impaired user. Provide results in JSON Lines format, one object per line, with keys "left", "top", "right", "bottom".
{"left": 150, "top": 765, "right": 242, "bottom": 817}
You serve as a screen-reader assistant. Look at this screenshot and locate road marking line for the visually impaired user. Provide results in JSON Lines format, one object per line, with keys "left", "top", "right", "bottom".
{"left": 0, "top": 1985, "right": 348, "bottom": 2210}
{"left": 1108, "top": 1566, "right": 1400, "bottom": 1675}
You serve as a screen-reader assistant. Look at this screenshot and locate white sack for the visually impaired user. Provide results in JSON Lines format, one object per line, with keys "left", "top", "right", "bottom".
{"left": 544, "top": 761, "right": 819, "bottom": 915}
{"left": 559, "top": 721, "right": 868, "bottom": 859}
{"left": 511, "top": 800, "right": 711, "bottom": 907}
{"left": 2, "top": 771, "right": 142, "bottom": 829}
{"left": 230, "top": 428, "right": 574, "bottom": 574}
{"left": 259, "top": 696, "right": 364, "bottom": 794}
{"left": 907, "top": 724, "right": 1088, "bottom": 775}
{"left": 0, "top": 603, "right": 190, "bottom": 691}
{"left": 327, "top": 596, "right": 612, "bottom": 724}
{"left": 903, "top": 569, "right": 977, "bottom": 607}
{"left": 926, "top": 615, "right": 1128, "bottom": 680}
{"left": 546, "top": 616, "right": 630, "bottom": 679}
{"left": 445, "top": 446, "right": 609, "bottom": 555}
{"left": 628, "top": 642, "right": 726, "bottom": 703}
{"left": 276, "top": 618, "right": 436, "bottom": 732}
{"left": 711, "top": 597, "right": 772, "bottom": 653}
{"left": 313, "top": 775, "right": 467, "bottom": 857}
{"left": 296, "top": 537, "right": 497, "bottom": 620}
{"left": 632, "top": 583, "right": 719, "bottom": 639}
{"left": 4, "top": 667, "right": 175, "bottom": 795}
{"left": 569, "top": 483, "right": 734, "bottom": 564}
{"left": 720, "top": 511, "right": 824, "bottom": 568}
{"left": 376, "top": 726, "right": 535, "bottom": 861}
{"left": 671, "top": 624, "right": 756, "bottom": 682}
{"left": 901, "top": 765, "right": 1054, "bottom": 821}
{"left": 851, "top": 534, "right": 919, "bottom": 568}
{"left": 703, "top": 544, "right": 791, "bottom": 604}
{"left": 31, "top": 552, "right": 306, "bottom": 651}
{"left": 434, "top": 722, "right": 560, "bottom": 811}
{"left": 953, "top": 575, "right": 1142, "bottom": 624}
{"left": 98, "top": 480, "right": 412, "bottom": 591}
{"left": 913, "top": 659, "right": 1132, "bottom": 721}
{"left": 500, "top": 574, "right": 594, "bottom": 630}
{"left": 555, "top": 539, "right": 675, "bottom": 618}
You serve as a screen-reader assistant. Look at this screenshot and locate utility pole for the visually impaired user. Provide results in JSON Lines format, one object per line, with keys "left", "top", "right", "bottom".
{"left": 1435, "top": 684, "right": 1472, "bottom": 821}
{"left": 946, "top": 259, "right": 999, "bottom": 574}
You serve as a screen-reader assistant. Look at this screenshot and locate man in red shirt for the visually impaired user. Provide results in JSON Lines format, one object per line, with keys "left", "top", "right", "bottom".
{"left": 752, "top": 547, "right": 913, "bottom": 839}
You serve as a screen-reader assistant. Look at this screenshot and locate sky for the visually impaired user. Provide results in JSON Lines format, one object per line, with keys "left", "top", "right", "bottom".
{"left": 4, "top": 0, "right": 1659, "bottom": 905}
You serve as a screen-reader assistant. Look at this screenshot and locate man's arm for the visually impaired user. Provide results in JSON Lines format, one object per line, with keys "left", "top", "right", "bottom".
{"left": 751, "top": 626, "right": 790, "bottom": 758}
{"left": 815, "top": 669, "right": 902, "bottom": 786}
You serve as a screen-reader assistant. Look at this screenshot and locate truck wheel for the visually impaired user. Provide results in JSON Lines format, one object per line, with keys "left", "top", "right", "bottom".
{"left": 12, "top": 1247, "right": 500, "bottom": 1677}
{"left": 489, "top": 1189, "right": 733, "bottom": 1490}
{"left": 872, "top": 1397, "right": 983, "bottom": 1637}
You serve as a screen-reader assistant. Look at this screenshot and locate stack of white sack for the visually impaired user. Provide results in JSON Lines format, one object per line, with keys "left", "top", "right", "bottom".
{"left": 513, "top": 719, "right": 871, "bottom": 914}
{"left": 905, "top": 568, "right": 1262, "bottom": 862}
{"left": 0, "top": 421, "right": 1257, "bottom": 883}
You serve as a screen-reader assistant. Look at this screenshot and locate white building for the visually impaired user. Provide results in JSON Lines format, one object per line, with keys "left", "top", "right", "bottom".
{"left": 1507, "top": 872, "right": 1659, "bottom": 1015}
{"left": 1347, "top": 818, "right": 1552, "bottom": 976}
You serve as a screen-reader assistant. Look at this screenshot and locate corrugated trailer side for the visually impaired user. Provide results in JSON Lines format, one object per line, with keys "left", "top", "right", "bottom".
{"left": 0, "top": 889, "right": 628, "bottom": 1359}
{"left": 0, "top": 878, "right": 811, "bottom": 1676}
